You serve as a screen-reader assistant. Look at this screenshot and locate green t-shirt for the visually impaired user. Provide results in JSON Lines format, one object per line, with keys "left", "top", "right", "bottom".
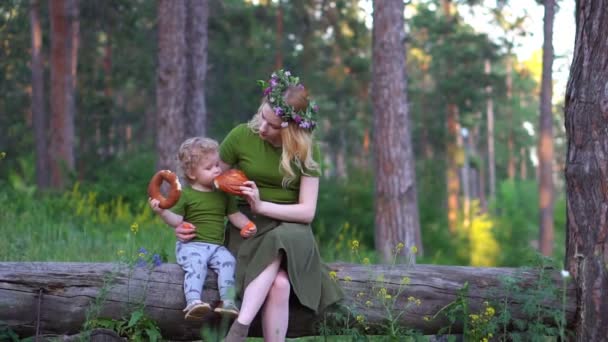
{"left": 219, "top": 123, "right": 321, "bottom": 204}
{"left": 172, "top": 187, "right": 238, "bottom": 244}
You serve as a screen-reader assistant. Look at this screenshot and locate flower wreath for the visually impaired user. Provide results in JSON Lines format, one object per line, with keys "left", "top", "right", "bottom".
{"left": 258, "top": 69, "right": 318, "bottom": 130}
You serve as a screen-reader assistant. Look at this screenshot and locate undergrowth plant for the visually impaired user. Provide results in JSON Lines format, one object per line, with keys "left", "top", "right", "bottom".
{"left": 81, "top": 229, "right": 164, "bottom": 342}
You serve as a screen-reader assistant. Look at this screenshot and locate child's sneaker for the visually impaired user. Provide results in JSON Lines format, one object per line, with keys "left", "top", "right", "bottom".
{"left": 183, "top": 300, "right": 212, "bottom": 320}
{"left": 213, "top": 300, "right": 239, "bottom": 318}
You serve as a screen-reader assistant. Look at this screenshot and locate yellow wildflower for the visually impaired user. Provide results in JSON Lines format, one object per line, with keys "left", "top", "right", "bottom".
{"left": 378, "top": 288, "right": 387, "bottom": 296}
{"left": 329, "top": 271, "right": 337, "bottom": 280}
{"left": 362, "top": 257, "right": 370, "bottom": 265}
{"left": 410, "top": 245, "right": 418, "bottom": 254}
{"left": 344, "top": 276, "right": 352, "bottom": 282}
{"left": 401, "top": 276, "right": 411, "bottom": 285}
{"left": 365, "top": 300, "right": 372, "bottom": 307}
{"left": 130, "top": 222, "right": 139, "bottom": 234}
{"left": 138, "top": 252, "right": 146, "bottom": 258}
{"left": 469, "top": 314, "right": 479, "bottom": 321}
{"left": 356, "top": 315, "right": 365, "bottom": 323}
{"left": 395, "top": 242, "right": 405, "bottom": 252}
{"left": 357, "top": 292, "right": 365, "bottom": 298}
{"left": 485, "top": 306, "right": 495, "bottom": 317}
{"left": 385, "top": 294, "right": 392, "bottom": 299}
{"left": 423, "top": 316, "right": 431, "bottom": 321}
{"left": 351, "top": 240, "right": 360, "bottom": 251}
{"left": 408, "top": 296, "right": 416, "bottom": 302}
{"left": 416, "top": 299, "right": 422, "bottom": 306}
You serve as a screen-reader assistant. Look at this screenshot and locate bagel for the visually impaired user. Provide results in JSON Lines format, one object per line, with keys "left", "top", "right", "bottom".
{"left": 213, "top": 169, "right": 249, "bottom": 196}
{"left": 148, "top": 170, "right": 182, "bottom": 209}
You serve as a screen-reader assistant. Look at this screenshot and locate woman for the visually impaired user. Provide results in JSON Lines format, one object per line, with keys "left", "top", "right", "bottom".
{"left": 175, "top": 69, "right": 343, "bottom": 341}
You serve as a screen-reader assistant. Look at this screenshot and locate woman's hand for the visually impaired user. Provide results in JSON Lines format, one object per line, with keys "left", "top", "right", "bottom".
{"left": 175, "top": 222, "right": 196, "bottom": 242}
{"left": 240, "top": 181, "right": 263, "bottom": 213}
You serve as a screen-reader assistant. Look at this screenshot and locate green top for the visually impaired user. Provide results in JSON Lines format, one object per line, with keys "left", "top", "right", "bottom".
{"left": 172, "top": 187, "right": 238, "bottom": 244}
{"left": 219, "top": 123, "right": 322, "bottom": 204}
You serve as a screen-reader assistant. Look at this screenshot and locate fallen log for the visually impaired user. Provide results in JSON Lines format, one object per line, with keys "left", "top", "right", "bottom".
{"left": 0, "top": 262, "right": 576, "bottom": 340}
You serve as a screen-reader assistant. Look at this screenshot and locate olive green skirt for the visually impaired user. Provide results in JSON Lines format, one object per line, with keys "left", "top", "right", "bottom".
{"left": 225, "top": 208, "right": 343, "bottom": 314}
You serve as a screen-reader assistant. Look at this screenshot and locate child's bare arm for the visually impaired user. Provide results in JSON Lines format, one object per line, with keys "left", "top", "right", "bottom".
{"left": 228, "top": 211, "right": 257, "bottom": 238}
{"left": 149, "top": 198, "right": 183, "bottom": 227}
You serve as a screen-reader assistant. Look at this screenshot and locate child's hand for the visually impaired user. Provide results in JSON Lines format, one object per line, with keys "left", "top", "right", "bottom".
{"left": 148, "top": 197, "right": 164, "bottom": 214}
{"left": 240, "top": 221, "right": 257, "bottom": 238}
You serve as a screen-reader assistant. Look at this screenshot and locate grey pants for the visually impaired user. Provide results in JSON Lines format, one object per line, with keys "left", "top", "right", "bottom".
{"left": 176, "top": 241, "right": 236, "bottom": 304}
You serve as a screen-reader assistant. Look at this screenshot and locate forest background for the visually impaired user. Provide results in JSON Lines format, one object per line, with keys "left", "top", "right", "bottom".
{"left": 0, "top": 0, "right": 571, "bottom": 268}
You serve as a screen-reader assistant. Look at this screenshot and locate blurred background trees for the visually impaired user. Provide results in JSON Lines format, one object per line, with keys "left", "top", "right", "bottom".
{"left": 0, "top": 0, "right": 568, "bottom": 267}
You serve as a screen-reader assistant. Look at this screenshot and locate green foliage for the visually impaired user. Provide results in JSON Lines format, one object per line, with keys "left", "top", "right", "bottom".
{"left": 492, "top": 180, "right": 566, "bottom": 267}
{"left": 0, "top": 324, "right": 19, "bottom": 342}
{"left": 318, "top": 242, "right": 423, "bottom": 340}
{"left": 0, "top": 181, "right": 175, "bottom": 262}
{"left": 85, "top": 308, "right": 162, "bottom": 342}
{"left": 430, "top": 255, "right": 571, "bottom": 341}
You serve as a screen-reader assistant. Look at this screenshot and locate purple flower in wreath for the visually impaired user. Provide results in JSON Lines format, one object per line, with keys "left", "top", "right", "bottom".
{"left": 270, "top": 78, "right": 278, "bottom": 87}
{"left": 293, "top": 115, "right": 302, "bottom": 124}
{"left": 313, "top": 104, "right": 319, "bottom": 112}
{"left": 281, "top": 122, "right": 289, "bottom": 128}
{"left": 264, "top": 87, "right": 272, "bottom": 96}
{"left": 274, "top": 106, "right": 284, "bottom": 116}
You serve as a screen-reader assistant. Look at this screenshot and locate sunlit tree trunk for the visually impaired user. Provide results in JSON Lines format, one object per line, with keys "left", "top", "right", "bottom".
{"left": 49, "top": 0, "right": 79, "bottom": 189}
{"left": 538, "top": 0, "right": 555, "bottom": 257}
{"left": 372, "top": 0, "right": 422, "bottom": 262}
{"left": 506, "top": 56, "right": 516, "bottom": 180}
{"left": 185, "top": 0, "right": 208, "bottom": 137}
{"left": 31, "top": 0, "right": 49, "bottom": 189}
{"left": 156, "top": 0, "right": 186, "bottom": 171}
{"left": 565, "top": 0, "right": 608, "bottom": 339}
{"left": 440, "top": 0, "right": 461, "bottom": 233}
{"left": 485, "top": 59, "right": 495, "bottom": 205}
{"left": 446, "top": 104, "right": 461, "bottom": 232}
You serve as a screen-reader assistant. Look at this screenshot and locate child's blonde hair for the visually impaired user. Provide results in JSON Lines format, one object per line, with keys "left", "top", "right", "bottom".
{"left": 178, "top": 137, "right": 219, "bottom": 183}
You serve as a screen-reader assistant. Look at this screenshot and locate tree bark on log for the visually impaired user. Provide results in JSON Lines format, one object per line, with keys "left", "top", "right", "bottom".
{"left": 0, "top": 262, "right": 575, "bottom": 340}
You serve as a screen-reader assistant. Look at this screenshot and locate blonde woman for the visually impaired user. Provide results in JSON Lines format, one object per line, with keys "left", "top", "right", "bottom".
{"left": 175, "top": 70, "right": 343, "bottom": 341}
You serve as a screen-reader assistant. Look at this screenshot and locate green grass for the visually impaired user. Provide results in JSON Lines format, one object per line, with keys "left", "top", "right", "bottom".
{"left": 0, "top": 186, "right": 175, "bottom": 262}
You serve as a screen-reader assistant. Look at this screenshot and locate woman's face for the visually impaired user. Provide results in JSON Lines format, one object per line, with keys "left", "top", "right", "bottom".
{"left": 258, "top": 103, "right": 283, "bottom": 145}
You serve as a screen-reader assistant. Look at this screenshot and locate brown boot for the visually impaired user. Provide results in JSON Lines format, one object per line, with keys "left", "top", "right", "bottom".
{"left": 224, "top": 320, "right": 249, "bottom": 342}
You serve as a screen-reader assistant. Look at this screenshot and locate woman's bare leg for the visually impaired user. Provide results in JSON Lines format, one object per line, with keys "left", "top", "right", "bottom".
{"left": 236, "top": 256, "right": 282, "bottom": 325}
{"left": 261, "top": 270, "right": 290, "bottom": 341}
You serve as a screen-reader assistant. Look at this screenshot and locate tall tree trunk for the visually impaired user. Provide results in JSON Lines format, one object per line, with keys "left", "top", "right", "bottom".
{"left": 49, "top": 0, "right": 78, "bottom": 189}
{"left": 485, "top": 59, "right": 495, "bottom": 205}
{"left": 31, "top": 0, "right": 49, "bottom": 189}
{"left": 506, "top": 56, "right": 516, "bottom": 180}
{"left": 185, "top": 0, "right": 208, "bottom": 137}
{"left": 538, "top": 0, "right": 555, "bottom": 257}
{"left": 372, "top": 1, "right": 422, "bottom": 262}
{"left": 275, "top": 0, "right": 283, "bottom": 70}
{"left": 446, "top": 104, "right": 461, "bottom": 232}
{"left": 441, "top": 0, "right": 460, "bottom": 233}
{"left": 565, "top": 0, "right": 608, "bottom": 340}
{"left": 156, "top": 0, "right": 187, "bottom": 171}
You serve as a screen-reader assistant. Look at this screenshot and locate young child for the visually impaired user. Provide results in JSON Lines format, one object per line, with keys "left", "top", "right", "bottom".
{"left": 149, "top": 137, "right": 256, "bottom": 321}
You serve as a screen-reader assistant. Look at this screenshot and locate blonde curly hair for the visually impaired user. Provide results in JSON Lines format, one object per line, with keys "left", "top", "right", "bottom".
{"left": 178, "top": 137, "right": 218, "bottom": 183}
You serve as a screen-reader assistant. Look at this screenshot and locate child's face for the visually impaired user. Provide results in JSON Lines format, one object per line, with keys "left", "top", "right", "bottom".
{"left": 188, "top": 151, "right": 222, "bottom": 188}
